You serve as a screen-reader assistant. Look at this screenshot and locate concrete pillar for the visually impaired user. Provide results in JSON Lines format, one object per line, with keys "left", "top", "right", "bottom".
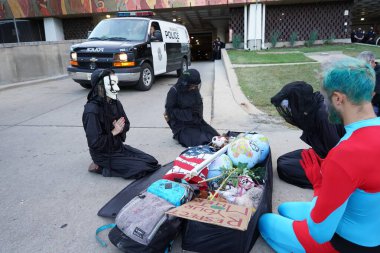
{"left": 261, "top": 4, "right": 266, "bottom": 49}
{"left": 247, "top": 3, "right": 264, "bottom": 50}
{"left": 244, "top": 5, "right": 248, "bottom": 50}
{"left": 43, "top": 18, "right": 64, "bottom": 41}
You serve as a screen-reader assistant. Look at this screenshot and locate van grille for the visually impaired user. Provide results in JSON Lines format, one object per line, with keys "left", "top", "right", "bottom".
{"left": 77, "top": 53, "right": 114, "bottom": 58}
{"left": 78, "top": 62, "right": 113, "bottom": 69}
{"left": 76, "top": 52, "right": 114, "bottom": 69}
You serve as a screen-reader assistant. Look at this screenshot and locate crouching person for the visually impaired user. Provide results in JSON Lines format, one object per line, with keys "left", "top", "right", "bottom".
{"left": 164, "top": 69, "right": 219, "bottom": 147}
{"left": 271, "top": 81, "right": 345, "bottom": 188}
{"left": 259, "top": 59, "right": 380, "bottom": 252}
{"left": 83, "top": 69, "right": 160, "bottom": 179}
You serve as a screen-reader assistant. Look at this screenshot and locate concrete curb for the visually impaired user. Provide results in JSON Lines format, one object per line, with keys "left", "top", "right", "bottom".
{"left": 221, "top": 49, "right": 265, "bottom": 115}
{"left": 0, "top": 75, "right": 68, "bottom": 92}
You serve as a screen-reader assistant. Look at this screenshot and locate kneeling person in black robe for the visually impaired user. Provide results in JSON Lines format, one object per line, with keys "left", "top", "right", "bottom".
{"left": 271, "top": 81, "right": 345, "bottom": 188}
{"left": 83, "top": 69, "right": 160, "bottom": 179}
{"left": 165, "top": 69, "right": 219, "bottom": 147}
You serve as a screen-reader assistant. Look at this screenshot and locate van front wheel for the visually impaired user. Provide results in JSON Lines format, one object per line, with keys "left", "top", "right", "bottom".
{"left": 177, "top": 58, "right": 188, "bottom": 77}
{"left": 79, "top": 82, "right": 92, "bottom": 89}
{"left": 136, "top": 63, "right": 154, "bottom": 91}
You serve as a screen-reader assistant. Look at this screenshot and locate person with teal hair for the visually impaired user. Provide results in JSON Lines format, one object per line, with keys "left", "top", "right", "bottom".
{"left": 259, "top": 58, "right": 380, "bottom": 252}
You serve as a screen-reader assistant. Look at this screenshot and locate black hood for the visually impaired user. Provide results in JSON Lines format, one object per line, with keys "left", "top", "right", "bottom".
{"left": 175, "top": 69, "right": 201, "bottom": 91}
{"left": 87, "top": 69, "right": 114, "bottom": 101}
{"left": 271, "top": 81, "right": 323, "bottom": 129}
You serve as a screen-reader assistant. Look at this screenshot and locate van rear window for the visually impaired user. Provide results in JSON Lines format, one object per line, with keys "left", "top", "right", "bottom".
{"left": 88, "top": 19, "right": 149, "bottom": 41}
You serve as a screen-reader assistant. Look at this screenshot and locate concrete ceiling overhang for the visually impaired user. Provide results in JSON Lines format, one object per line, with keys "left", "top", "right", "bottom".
{"left": 133, "top": 0, "right": 379, "bottom": 33}
{"left": 352, "top": 0, "right": 380, "bottom": 25}
{"left": 152, "top": 0, "right": 346, "bottom": 33}
{"left": 153, "top": 6, "right": 231, "bottom": 33}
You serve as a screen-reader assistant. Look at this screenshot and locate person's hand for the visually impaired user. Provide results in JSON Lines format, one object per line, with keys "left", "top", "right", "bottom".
{"left": 112, "top": 117, "right": 125, "bottom": 136}
{"left": 300, "top": 149, "right": 323, "bottom": 195}
{"left": 163, "top": 112, "right": 170, "bottom": 122}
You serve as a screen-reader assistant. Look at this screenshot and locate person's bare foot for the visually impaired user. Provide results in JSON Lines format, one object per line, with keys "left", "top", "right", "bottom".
{"left": 88, "top": 162, "right": 102, "bottom": 174}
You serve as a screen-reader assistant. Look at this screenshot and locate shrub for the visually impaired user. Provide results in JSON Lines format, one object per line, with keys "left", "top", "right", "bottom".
{"left": 232, "top": 34, "right": 242, "bottom": 49}
{"left": 305, "top": 30, "right": 318, "bottom": 47}
{"left": 270, "top": 30, "right": 281, "bottom": 48}
{"left": 324, "top": 33, "right": 336, "bottom": 45}
{"left": 289, "top": 31, "right": 298, "bottom": 47}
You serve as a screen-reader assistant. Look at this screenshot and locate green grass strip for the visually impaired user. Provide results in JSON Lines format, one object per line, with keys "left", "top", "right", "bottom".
{"left": 227, "top": 50, "right": 315, "bottom": 64}
{"left": 235, "top": 64, "right": 321, "bottom": 116}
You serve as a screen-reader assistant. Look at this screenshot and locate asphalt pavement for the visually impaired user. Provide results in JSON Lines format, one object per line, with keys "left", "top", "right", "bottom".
{"left": 0, "top": 59, "right": 313, "bottom": 253}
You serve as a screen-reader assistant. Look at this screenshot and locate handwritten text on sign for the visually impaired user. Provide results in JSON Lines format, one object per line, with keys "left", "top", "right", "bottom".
{"left": 166, "top": 198, "right": 253, "bottom": 231}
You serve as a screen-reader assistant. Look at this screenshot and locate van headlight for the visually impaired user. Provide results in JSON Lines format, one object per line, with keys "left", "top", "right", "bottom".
{"left": 70, "top": 52, "right": 77, "bottom": 61}
{"left": 114, "top": 53, "right": 128, "bottom": 61}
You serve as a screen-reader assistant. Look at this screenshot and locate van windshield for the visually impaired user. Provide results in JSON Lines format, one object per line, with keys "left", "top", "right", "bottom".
{"left": 88, "top": 19, "right": 149, "bottom": 41}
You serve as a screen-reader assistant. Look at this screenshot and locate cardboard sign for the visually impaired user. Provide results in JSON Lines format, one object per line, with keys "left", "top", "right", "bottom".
{"left": 166, "top": 198, "right": 254, "bottom": 231}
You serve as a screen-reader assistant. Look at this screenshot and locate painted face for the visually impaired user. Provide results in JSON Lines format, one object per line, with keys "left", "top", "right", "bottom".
{"left": 326, "top": 100, "right": 342, "bottom": 124}
{"left": 103, "top": 74, "right": 119, "bottom": 100}
{"left": 322, "top": 89, "right": 342, "bottom": 124}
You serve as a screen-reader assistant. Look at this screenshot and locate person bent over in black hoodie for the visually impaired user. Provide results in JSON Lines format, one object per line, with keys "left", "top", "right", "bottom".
{"left": 271, "top": 81, "right": 345, "bottom": 188}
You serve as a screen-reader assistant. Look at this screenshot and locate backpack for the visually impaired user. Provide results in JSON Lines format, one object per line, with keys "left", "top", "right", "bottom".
{"left": 147, "top": 179, "right": 193, "bottom": 207}
{"left": 107, "top": 180, "right": 194, "bottom": 252}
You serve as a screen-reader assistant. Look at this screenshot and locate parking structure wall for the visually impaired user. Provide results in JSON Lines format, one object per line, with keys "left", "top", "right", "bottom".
{"left": 265, "top": 1, "right": 353, "bottom": 43}
{"left": 0, "top": 40, "right": 83, "bottom": 86}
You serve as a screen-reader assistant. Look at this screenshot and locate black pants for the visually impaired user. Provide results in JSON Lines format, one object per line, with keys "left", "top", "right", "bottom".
{"left": 277, "top": 149, "right": 312, "bottom": 189}
{"left": 174, "top": 124, "right": 219, "bottom": 148}
{"left": 92, "top": 144, "right": 160, "bottom": 179}
{"left": 213, "top": 50, "right": 221, "bottom": 60}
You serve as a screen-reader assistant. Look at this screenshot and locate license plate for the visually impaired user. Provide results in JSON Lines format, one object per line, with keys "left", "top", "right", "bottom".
{"left": 87, "top": 73, "right": 91, "bottom": 80}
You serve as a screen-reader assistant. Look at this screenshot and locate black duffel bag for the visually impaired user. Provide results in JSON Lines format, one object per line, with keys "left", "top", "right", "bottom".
{"left": 181, "top": 150, "right": 273, "bottom": 253}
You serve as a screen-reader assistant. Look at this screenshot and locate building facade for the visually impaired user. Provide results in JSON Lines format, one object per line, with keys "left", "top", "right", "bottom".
{"left": 0, "top": 0, "right": 377, "bottom": 49}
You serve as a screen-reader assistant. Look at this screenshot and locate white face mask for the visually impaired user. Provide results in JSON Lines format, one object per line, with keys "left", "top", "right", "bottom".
{"left": 103, "top": 74, "right": 119, "bottom": 100}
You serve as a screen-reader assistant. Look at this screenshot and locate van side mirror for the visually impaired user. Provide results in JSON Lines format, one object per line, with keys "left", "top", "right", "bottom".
{"left": 87, "top": 30, "right": 92, "bottom": 38}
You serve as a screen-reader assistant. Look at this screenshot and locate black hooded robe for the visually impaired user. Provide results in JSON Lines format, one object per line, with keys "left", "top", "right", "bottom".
{"left": 371, "top": 64, "right": 380, "bottom": 116}
{"left": 82, "top": 69, "right": 160, "bottom": 179}
{"left": 271, "top": 82, "right": 345, "bottom": 188}
{"left": 165, "top": 85, "right": 219, "bottom": 147}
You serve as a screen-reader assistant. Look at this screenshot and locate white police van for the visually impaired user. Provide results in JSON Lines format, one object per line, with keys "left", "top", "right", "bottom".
{"left": 67, "top": 11, "right": 191, "bottom": 91}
